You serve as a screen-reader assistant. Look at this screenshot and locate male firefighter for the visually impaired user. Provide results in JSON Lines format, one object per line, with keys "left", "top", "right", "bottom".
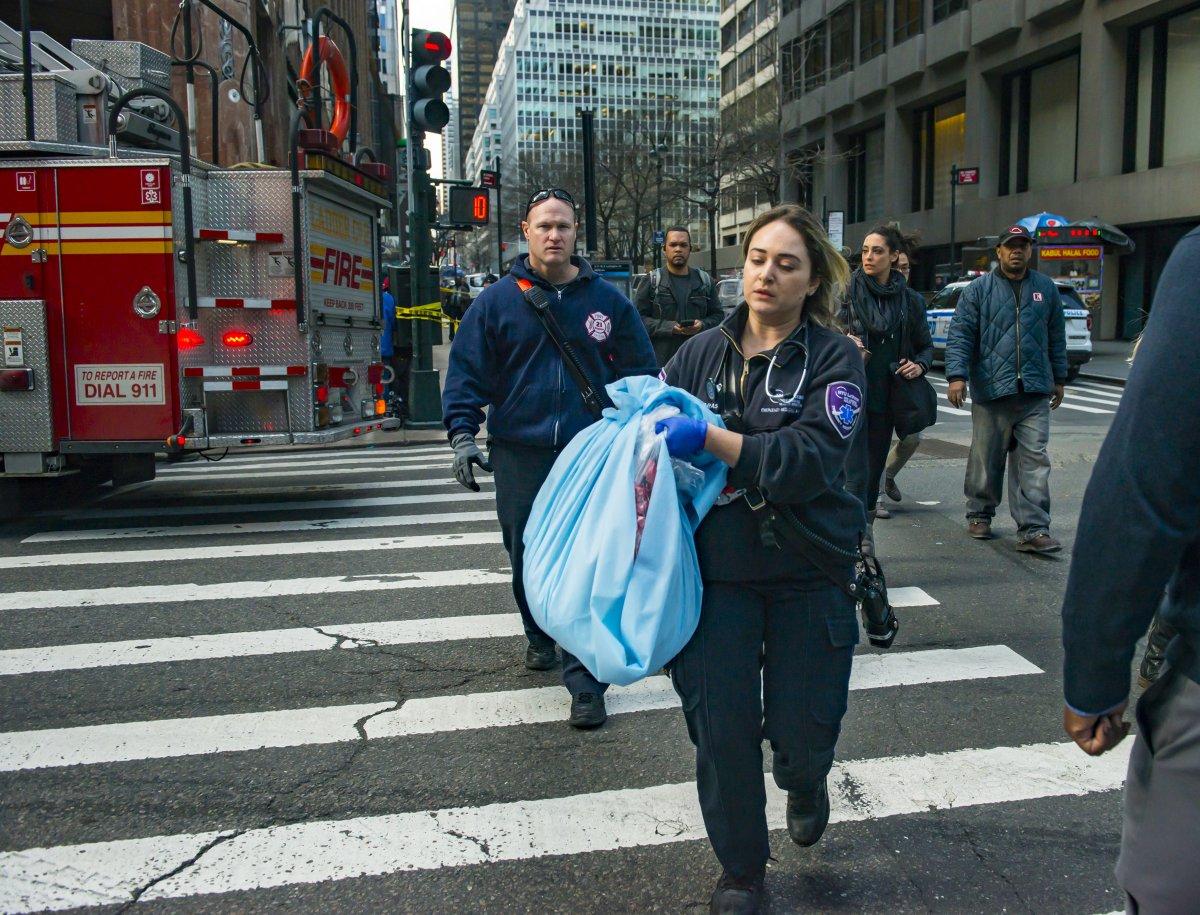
{"left": 634, "top": 226, "right": 724, "bottom": 367}
{"left": 442, "top": 187, "right": 657, "bottom": 729}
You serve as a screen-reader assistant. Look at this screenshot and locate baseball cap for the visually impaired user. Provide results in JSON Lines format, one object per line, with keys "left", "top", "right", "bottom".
{"left": 998, "top": 224, "right": 1034, "bottom": 245}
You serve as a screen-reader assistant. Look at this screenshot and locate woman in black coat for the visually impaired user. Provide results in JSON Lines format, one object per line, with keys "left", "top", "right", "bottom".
{"left": 840, "top": 224, "right": 933, "bottom": 530}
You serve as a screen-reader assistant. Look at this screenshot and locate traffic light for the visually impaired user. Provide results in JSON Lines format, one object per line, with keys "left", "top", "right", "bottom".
{"left": 449, "top": 186, "right": 490, "bottom": 225}
{"left": 411, "top": 29, "right": 451, "bottom": 133}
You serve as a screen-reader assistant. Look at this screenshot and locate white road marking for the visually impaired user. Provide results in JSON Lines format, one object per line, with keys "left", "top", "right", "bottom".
{"left": 0, "top": 646, "right": 1040, "bottom": 771}
{"left": 156, "top": 455, "right": 445, "bottom": 475}
{"left": 1068, "top": 381, "right": 1124, "bottom": 398}
{"left": 0, "top": 613, "right": 527, "bottom": 676}
{"left": 0, "top": 531, "right": 503, "bottom": 570}
{"left": 188, "top": 445, "right": 447, "bottom": 466}
{"left": 23, "top": 509, "right": 498, "bottom": 544}
{"left": 149, "top": 461, "right": 445, "bottom": 483}
{"left": 0, "top": 567, "right": 512, "bottom": 612}
{"left": 1054, "top": 401, "right": 1112, "bottom": 415}
{"left": 54, "top": 486, "right": 495, "bottom": 523}
{"left": 1062, "top": 391, "right": 1123, "bottom": 407}
{"left": 0, "top": 740, "right": 1129, "bottom": 912}
{"left": 887, "top": 587, "right": 938, "bottom": 607}
{"left": 916, "top": 500, "right": 941, "bottom": 506}
{"left": 937, "top": 404, "right": 971, "bottom": 417}
{"left": 930, "top": 377, "right": 1112, "bottom": 414}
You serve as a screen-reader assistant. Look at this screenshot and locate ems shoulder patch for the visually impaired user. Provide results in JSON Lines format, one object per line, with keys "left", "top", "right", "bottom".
{"left": 585, "top": 311, "right": 612, "bottom": 342}
{"left": 825, "top": 381, "right": 862, "bottom": 439}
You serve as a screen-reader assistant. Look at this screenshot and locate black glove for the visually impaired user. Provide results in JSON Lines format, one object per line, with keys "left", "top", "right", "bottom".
{"left": 451, "top": 432, "right": 492, "bottom": 491}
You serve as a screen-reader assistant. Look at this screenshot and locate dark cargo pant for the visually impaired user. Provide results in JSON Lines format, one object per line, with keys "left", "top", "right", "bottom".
{"left": 489, "top": 440, "right": 607, "bottom": 699}
{"left": 965, "top": 392, "right": 1052, "bottom": 537}
{"left": 671, "top": 581, "right": 857, "bottom": 878}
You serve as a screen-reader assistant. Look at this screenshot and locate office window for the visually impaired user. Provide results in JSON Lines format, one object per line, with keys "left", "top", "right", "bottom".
{"left": 1125, "top": 6, "right": 1200, "bottom": 171}
{"left": 781, "top": 36, "right": 804, "bottom": 100}
{"left": 790, "top": 145, "right": 826, "bottom": 212}
{"left": 1000, "top": 53, "right": 1079, "bottom": 195}
{"left": 757, "top": 31, "right": 777, "bottom": 72}
{"left": 860, "top": 0, "right": 886, "bottom": 61}
{"left": 737, "top": 47, "right": 755, "bottom": 83}
{"left": 932, "top": 0, "right": 966, "bottom": 23}
{"left": 757, "top": 0, "right": 775, "bottom": 21}
{"left": 738, "top": 5, "right": 754, "bottom": 38}
{"left": 830, "top": 5, "right": 854, "bottom": 78}
{"left": 803, "top": 23, "right": 826, "bottom": 91}
{"left": 721, "top": 61, "right": 737, "bottom": 94}
{"left": 912, "top": 95, "right": 966, "bottom": 210}
{"left": 846, "top": 127, "right": 884, "bottom": 222}
{"left": 721, "top": 20, "right": 736, "bottom": 51}
{"left": 894, "top": 0, "right": 923, "bottom": 43}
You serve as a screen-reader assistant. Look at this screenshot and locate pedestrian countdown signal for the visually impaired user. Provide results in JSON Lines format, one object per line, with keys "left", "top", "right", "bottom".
{"left": 449, "top": 186, "right": 490, "bottom": 225}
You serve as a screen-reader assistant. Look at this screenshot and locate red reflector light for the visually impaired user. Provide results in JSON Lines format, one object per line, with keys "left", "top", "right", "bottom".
{"left": 1086, "top": 314, "right": 1093, "bottom": 332}
{"left": 374, "top": 382, "right": 384, "bottom": 396}
{"left": 367, "top": 363, "right": 384, "bottom": 384}
{"left": 315, "top": 385, "right": 329, "bottom": 404}
{"left": 240, "top": 438, "right": 261, "bottom": 445}
{"left": 178, "top": 327, "right": 205, "bottom": 350}
{"left": 0, "top": 368, "right": 34, "bottom": 391}
{"left": 353, "top": 426, "right": 363, "bottom": 435}
{"left": 222, "top": 330, "right": 253, "bottom": 348}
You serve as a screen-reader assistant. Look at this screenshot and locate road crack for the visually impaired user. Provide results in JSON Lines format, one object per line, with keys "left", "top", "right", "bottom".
{"left": 116, "top": 830, "right": 244, "bottom": 912}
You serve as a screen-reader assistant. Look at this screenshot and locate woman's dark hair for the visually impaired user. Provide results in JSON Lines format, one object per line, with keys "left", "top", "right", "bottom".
{"left": 740, "top": 204, "right": 849, "bottom": 329}
{"left": 863, "top": 224, "right": 906, "bottom": 254}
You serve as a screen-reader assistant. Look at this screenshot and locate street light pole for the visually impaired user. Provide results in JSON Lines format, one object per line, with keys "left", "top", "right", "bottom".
{"left": 706, "top": 179, "right": 718, "bottom": 276}
{"left": 494, "top": 155, "right": 503, "bottom": 274}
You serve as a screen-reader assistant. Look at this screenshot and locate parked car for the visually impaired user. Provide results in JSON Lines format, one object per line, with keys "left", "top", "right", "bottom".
{"left": 925, "top": 279, "right": 1093, "bottom": 381}
{"left": 465, "top": 273, "right": 489, "bottom": 300}
{"left": 716, "top": 276, "right": 743, "bottom": 315}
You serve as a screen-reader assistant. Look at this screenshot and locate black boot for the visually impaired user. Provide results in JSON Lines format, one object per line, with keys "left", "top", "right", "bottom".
{"left": 709, "top": 869, "right": 765, "bottom": 915}
{"left": 568, "top": 692, "right": 607, "bottom": 729}
{"left": 786, "top": 780, "right": 830, "bottom": 847}
{"left": 525, "top": 643, "right": 557, "bottom": 671}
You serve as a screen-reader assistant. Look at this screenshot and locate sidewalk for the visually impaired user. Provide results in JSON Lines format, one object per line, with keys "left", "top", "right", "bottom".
{"left": 1079, "top": 339, "right": 1133, "bottom": 385}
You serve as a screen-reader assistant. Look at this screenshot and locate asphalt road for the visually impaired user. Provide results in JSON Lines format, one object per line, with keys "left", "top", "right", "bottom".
{"left": 0, "top": 376, "right": 1137, "bottom": 914}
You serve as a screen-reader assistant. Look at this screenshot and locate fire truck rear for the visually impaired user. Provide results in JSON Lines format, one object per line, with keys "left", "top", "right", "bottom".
{"left": 0, "top": 13, "right": 398, "bottom": 491}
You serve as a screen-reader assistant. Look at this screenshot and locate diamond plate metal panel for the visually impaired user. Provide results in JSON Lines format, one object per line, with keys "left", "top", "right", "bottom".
{"left": 201, "top": 172, "right": 295, "bottom": 300}
{"left": 0, "top": 75, "right": 76, "bottom": 143}
{"left": 70, "top": 40, "right": 172, "bottom": 92}
{"left": 205, "top": 389, "right": 291, "bottom": 435}
{"left": 0, "top": 300, "right": 55, "bottom": 452}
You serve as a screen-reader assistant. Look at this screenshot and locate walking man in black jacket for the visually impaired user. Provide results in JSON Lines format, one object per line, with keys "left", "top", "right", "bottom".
{"left": 1060, "top": 226, "right": 1200, "bottom": 911}
{"left": 945, "top": 224, "right": 1067, "bottom": 552}
{"left": 634, "top": 226, "right": 724, "bottom": 368}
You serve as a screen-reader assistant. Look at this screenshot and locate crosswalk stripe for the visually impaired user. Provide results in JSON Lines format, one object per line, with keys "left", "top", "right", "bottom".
{"left": 0, "top": 613, "right": 528, "bottom": 676}
{"left": 1054, "top": 401, "right": 1112, "bottom": 414}
{"left": 0, "top": 588, "right": 940, "bottom": 674}
{"left": 148, "top": 461, "right": 445, "bottom": 483}
{"left": 54, "top": 486, "right": 495, "bottom": 523}
{"left": 22, "top": 509, "right": 499, "bottom": 544}
{"left": 937, "top": 404, "right": 971, "bottom": 417}
{"left": 0, "top": 739, "right": 1130, "bottom": 912}
{"left": 0, "top": 531, "right": 503, "bottom": 570}
{"left": 0, "top": 646, "right": 1041, "bottom": 772}
{"left": 200, "top": 445, "right": 448, "bottom": 465}
{"left": 0, "top": 567, "right": 512, "bottom": 612}
{"left": 928, "top": 377, "right": 1112, "bottom": 414}
{"left": 157, "top": 454, "right": 446, "bottom": 475}
{"left": 1062, "top": 391, "right": 1123, "bottom": 407}
{"left": 1068, "top": 381, "right": 1124, "bottom": 398}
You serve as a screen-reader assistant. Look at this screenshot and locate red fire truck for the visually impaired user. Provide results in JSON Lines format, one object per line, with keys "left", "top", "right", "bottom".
{"left": 0, "top": 12, "right": 398, "bottom": 492}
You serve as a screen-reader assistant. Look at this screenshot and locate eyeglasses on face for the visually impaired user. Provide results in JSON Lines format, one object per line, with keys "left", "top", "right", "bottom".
{"left": 525, "top": 188, "right": 576, "bottom": 215}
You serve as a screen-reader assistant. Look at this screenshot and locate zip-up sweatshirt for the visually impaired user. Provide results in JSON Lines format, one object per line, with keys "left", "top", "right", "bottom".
{"left": 442, "top": 255, "right": 657, "bottom": 448}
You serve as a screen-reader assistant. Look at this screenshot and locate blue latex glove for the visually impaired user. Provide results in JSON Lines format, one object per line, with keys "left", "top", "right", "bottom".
{"left": 655, "top": 415, "right": 708, "bottom": 459}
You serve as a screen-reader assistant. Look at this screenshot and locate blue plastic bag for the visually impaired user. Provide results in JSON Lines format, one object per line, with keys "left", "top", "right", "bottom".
{"left": 522, "top": 375, "right": 728, "bottom": 686}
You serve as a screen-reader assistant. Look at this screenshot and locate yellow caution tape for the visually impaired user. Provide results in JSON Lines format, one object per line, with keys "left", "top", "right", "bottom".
{"left": 395, "top": 301, "right": 460, "bottom": 330}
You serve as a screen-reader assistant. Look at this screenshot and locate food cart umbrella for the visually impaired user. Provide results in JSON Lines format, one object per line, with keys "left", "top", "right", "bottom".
{"left": 1016, "top": 211, "right": 1071, "bottom": 233}
{"left": 1065, "top": 219, "right": 1136, "bottom": 254}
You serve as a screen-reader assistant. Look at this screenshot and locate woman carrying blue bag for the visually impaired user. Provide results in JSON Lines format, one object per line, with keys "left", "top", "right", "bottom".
{"left": 657, "top": 204, "right": 867, "bottom": 915}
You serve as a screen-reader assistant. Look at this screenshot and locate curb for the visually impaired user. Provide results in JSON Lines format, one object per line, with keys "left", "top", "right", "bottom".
{"left": 1077, "top": 372, "right": 1126, "bottom": 388}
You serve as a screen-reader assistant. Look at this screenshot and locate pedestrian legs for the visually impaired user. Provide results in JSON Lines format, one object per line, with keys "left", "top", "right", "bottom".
{"left": 763, "top": 584, "right": 857, "bottom": 794}
{"left": 1005, "top": 396, "right": 1052, "bottom": 537}
{"left": 1117, "top": 670, "right": 1200, "bottom": 911}
{"left": 964, "top": 399, "right": 1014, "bottom": 522}
{"left": 863, "top": 411, "right": 895, "bottom": 516}
{"left": 490, "top": 440, "right": 607, "bottom": 699}
{"left": 387, "top": 351, "right": 411, "bottom": 418}
{"left": 884, "top": 432, "right": 922, "bottom": 489}
{"left": 671, "top": 583, "right": 770, "bottom": 878}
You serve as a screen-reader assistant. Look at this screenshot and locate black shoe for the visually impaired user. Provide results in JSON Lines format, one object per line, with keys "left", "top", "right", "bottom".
{"left": 568, "top": 692, "right": 607, "bottom": 729}
{"left": 524, "top": 644, "right": 557, "bottom": 671}
{"left": 709, "top": 869, "right": 765, "bottom": 915}
{"left": 885, "top": 477, "right": 902, "bottom": 502}
{"left": 786, "top": 780, "right": 830, "bottom": 847}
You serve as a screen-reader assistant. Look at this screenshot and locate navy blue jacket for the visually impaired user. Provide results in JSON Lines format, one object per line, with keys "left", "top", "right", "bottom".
{"left": 1061, "top": 227, "right": 1200, "bottom": 714}
{"left": 945, "top": 267, "right": 1067, "bottom": 402}
{"left": 442, "top": 255, "right": 657, "bottom": 448}
{"left": 665, "top": 308, "right": 868, "bottom": 584}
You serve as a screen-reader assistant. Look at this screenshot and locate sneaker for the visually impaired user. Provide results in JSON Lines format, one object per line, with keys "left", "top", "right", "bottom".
{"left": 885, "top": 477, "right": 902, "bottom": 502}
{"left": 874, "top": 502, "right": 891, "bottom": 520}
{"left": 1016, "top": 532, "right": 1061, "bottom": 554}
{"left": 568, "top": 692, "right": 607, "bottom": 729}
{"left": 967, "top": 520, "right": 993, "bottom": 540}
{"left": 709, "top": 869, "right": 765, "bottom": 915}
{"left": 524, "top": 643, "right": 557, "bottom": 671}
{"left": 786, "top": 780, "right": 830, "bottom": 847}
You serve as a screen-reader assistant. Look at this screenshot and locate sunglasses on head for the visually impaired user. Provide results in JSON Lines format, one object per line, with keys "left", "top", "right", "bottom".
{"left": 525, "top": 188, "right": 576, "bottom": 215}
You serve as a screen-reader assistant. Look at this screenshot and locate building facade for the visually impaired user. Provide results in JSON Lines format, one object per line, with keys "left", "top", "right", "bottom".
{"left": 779, "top": 0, "right": 1200, "bottom": 339}
{"left": 718, "top": 0, "right": 780, "bottom": 247}
{"left": 375, "top": 0, "right": 402, "bottom": 98}
{"left": 452, "top": 0, "right": 519, "bottom": 174}
{"left": 464, "top": 0, "right": 720, "bottom": 269}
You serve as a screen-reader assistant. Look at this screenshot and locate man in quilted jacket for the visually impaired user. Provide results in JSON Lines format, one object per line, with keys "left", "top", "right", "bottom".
{"left": 945, "top": 224, "right": 1067, "bottom": 553}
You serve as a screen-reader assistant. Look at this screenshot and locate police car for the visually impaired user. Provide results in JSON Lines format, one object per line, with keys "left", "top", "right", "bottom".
{"left": 926, "top": 279, "right": 1094, "bottom": 381}
{"left": 716, "top": 276, "right": 742, "bottom": 315}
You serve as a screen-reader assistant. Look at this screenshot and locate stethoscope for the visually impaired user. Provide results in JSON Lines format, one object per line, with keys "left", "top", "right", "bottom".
{"left": 705, "top": 323, "right": 810, "bottom": 409}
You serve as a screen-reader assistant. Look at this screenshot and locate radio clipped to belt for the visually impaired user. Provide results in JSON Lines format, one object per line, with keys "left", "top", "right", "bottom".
{"left": 717, "top": 337, "right": 898, "bottom": 649}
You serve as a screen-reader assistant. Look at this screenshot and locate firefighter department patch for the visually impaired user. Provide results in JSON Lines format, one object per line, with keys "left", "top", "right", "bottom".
{"left": 585, "top": 311, "right": 612, "bottom": 342}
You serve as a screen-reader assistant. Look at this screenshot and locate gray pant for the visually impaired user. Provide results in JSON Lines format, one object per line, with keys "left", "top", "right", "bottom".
{"left": 1119, "top": 669, "right": 1200, "bottom": 913}
{"left": 885, "top": 432, "right": 922, "bottom": 481}
{"left": 964, "top": 393, "right": 1052, "bottom": 536}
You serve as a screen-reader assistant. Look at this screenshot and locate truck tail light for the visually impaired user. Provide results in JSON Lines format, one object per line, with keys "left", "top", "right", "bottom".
{"left": 374, "top": 382, "right": 384, "bottom": 396}
{"left": 315, "top": 385, "right": 329, "bottom": 404}
{"left": 1086, "top": 314, "right": 1093, "bottom": 332}
{"left": 222, "top": 330, "right": 253, "bottom": 348}
{"left": 375, "top": 399, "right": 387, "bottom": 415}
{"left": 178, "top": 327, "right": 205, "bottom": 350}
{"left": 367, "top": 362, "right": 384, "bottom": 384}
{"left": 0, "top": 368, "right": 34, "bottom": 392}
